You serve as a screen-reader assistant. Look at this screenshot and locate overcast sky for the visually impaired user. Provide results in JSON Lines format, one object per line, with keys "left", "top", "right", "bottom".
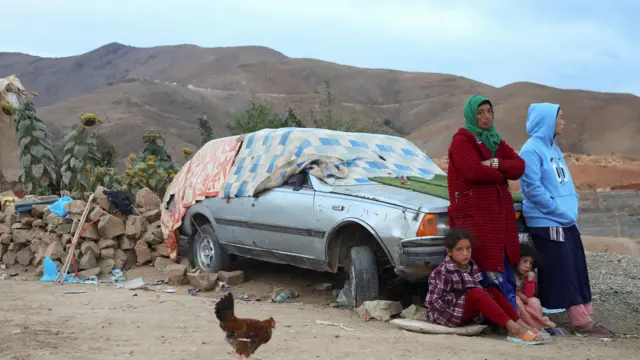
{"left": 3, "top": 0, "right": 639, "bottom": 95}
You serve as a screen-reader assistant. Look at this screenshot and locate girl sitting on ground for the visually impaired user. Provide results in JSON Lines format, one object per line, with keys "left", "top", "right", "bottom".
{"left": 424, "top": 228, "right": 548, "bottom": 345}
{"left": 515, "top": 243, "right": 560, "bottom": 333}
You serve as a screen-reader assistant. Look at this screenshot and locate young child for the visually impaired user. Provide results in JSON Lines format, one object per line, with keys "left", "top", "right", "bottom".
{"left": 515, "top": 244, "right": 558, "bottom": 331}
{"left": 424, "top": 228, "right": 548, "bottom": 344}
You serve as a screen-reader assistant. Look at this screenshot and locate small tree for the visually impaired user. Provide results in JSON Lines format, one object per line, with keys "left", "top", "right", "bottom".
{"left": 229, "top": 100, "right": 304, "bottom": 135}
{"left": 197, "top": 114, "right": 216, "bottom": 146}
{"left": 309, "top": 79, "right": 366, "bottom": 132}
{"left": 122, "top": 129, "right": 178, "bottom": 197}
{"left": 13, "top": 100, "right": 57, "bottom": 195}
{"left": 95, "top": 132, "right": 117, "bottom": 168}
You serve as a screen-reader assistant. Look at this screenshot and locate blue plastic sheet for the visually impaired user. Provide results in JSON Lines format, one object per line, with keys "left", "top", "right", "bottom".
{"left": 48, "top": 196, "right": 73, "bottom": 217}
{"left": 39, "top": 257, "right": 81, "bottom": 283}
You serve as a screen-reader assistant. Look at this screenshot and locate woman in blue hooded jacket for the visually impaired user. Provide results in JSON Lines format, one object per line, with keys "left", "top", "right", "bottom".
{"left": 519, "top": 103, "right": 613, "bottom": 336}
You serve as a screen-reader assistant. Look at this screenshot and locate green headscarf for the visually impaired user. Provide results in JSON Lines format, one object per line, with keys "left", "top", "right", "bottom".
{"left": 464, "top": 95, "right": 501, "bottom": 156}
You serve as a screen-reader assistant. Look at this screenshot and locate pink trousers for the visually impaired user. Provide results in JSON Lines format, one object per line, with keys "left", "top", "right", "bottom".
{"left": 567, "top": 303, "right": 593, "bottom": 327}
{"left": 516, "top": 296, "right": 556, "bottom": 329}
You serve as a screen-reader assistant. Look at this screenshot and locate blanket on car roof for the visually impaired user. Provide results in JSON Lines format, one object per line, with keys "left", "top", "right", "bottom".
{"left": 221, "top": 127, "right": 444, "bottom": 198}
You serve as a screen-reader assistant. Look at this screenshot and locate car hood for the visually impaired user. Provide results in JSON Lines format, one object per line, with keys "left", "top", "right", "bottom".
{"left": 327, "top": 183, "right": 450, "bottom": 213}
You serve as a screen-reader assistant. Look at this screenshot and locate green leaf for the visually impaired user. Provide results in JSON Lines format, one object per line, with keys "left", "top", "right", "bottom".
{"left": 17, "top": 120, "right": 30, "bottom": 134}
{"left": 32, "top": 130, "right": 45, "bottom": 139}
{"left": 30, "top": 145, "right": 45, "bottom": 158}
{"left": 64, "top": 141, "right": 75, "bottom": 152}
{"left": 73, "top": 158, "right": 84, "bottom": 170}
{"left": 21, "top": 154, "right": 31, "bottom": 168}
{"left": 74, "top": 145, "right": 89, "bottom": 158}
{"left": 62, "top": 171, "right": 72, "bottom": 185}
{"left": 19, "top": 136, "right": 31, "bottom": 150}
{"left": 32, "top": 164, "right": 44, "bottom": 178}
{"left": 24, "top": 181, "right": 33, "bottom": 193}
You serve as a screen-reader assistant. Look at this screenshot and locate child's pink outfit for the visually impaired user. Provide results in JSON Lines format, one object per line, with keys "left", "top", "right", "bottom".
{"left": 515, "top": 275, "right": 556, "bottom": 329}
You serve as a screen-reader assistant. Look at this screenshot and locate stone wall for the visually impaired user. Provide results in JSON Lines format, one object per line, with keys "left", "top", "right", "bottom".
{"left": 578, "top": 190, "right": 640, "bottom": 238}
{"left": 0, "top": 187, "right": 171, "bottom": 278}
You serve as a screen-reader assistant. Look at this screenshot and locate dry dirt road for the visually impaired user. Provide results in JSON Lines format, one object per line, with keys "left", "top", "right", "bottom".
{"left": 1, "top": 278, "right": 639, "bottom": 360}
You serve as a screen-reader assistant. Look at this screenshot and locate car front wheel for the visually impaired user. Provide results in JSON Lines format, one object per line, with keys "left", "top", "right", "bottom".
{"left": 348, "top": 246, "right": 380, "bottom": 307}
{"left": 190, "top": 222, "right": 230, "bottom": 273}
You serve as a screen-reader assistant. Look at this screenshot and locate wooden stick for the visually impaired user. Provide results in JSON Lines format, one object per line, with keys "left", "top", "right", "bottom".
{"left": 56, "top": 194, "right": 95, "bottom": 284}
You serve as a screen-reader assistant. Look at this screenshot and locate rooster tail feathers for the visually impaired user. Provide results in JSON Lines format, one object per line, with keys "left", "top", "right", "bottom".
{"left": 215, "top": 292, "right": 236, "bottom": 322}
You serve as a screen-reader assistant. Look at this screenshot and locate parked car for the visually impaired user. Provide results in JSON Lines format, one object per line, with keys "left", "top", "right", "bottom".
{"left": 168, "top": 131, "right": 529, "bottom": 307}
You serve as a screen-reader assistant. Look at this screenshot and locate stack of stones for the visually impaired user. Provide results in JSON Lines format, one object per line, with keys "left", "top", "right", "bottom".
{"left": 0, "top": 186, "right": 172, "bottom": 279}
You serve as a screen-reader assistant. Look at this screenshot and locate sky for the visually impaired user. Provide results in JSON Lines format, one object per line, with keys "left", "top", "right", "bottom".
{"left": 2, "top": 0, "right": 639, "bottom": 95}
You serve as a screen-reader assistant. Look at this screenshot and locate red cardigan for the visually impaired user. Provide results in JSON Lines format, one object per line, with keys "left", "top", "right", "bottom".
{"left": 447, "top": 128, "right": 525, "bottom": 272}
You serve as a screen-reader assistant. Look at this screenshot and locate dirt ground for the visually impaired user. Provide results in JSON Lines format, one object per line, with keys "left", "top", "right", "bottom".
{"left": 2, "top": 263, "right": 639, "bottom": 360}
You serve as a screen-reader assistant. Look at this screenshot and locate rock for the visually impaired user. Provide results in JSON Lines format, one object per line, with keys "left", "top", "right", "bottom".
{"left": 97, "top": 238, "right": 117, "bottom": 249}
{"left": 79, "top": 251, "right": 97, "bottom": 270}
{"left": 141, "top": 209, "right": 161, "bottom": 223}
{"left": 98, "top": 215, "right": 125, "bottom": 239}
{"left": 2, "top": 250, "right": 17, "bottom": 265}
{"left": 218, "top": 270, "right": 245, "bottom": 285}
{"left": 98, "top": 258, "right": 116, "bottom": 275}
{"left": 89, "top": 206, "right": 108, "bottom": 221}
{"left": 94, "top": 186, "right": 112, "bottom": 212}
{"left": 65, "top": 200, "right": 88, "bottom": 215}
{"left": 31, "top": 204, "right": 50, "bottom": 219}
{"left": 401, "top": 305, "right": 428, "bottom": 321}
{"left": 134, "top": 240, "right": 151, "bottom": 265}
{"left": 100, "top": 248, "right": 115, "bottom": 259}
{"left": 44, "top": 241, "right": 66, "bottom": 262}
{"left": 80, "top": 223, "right": 100, "bottom": 240}
{"left": 114, "top": 249, "right": 128, "bottom": 270}
{"left": 150, "top": 251, "right": 160, "bottom": 262}
{"left": 179, "top": 257, "right": 191, "bottom": 268}
{"left": 356, "top": 301, "right": 403, "bottom": 322}
{"left": 124, "top": 249, "right": 137, "bottom": 269}
{"left": 0, "top": 244, "right": 6, "bottom": 261}
{"left": 77, "top": 267, "right": 100, "bottom": 280}
{"left": 0, "top": 224, "right": 9, "bottom": 234}
{"left": 16, "top": 247, "right": 34, "bottom": 266}
{"left": 136, "top": 188, "right": 161, "bottom": 209}
{"left": 11, "top": 229, "right": 30, "bottom": 244}
{"left": 80, "top": 241, "right": 100, "bottom": 257}
{"left": 32, "top": 219, "right": 45, "bottom": 228}
{"left": 165, "top": 264, "right": 188, "bottom": 285}
{"left": 119, "top": 235, "right": 136, "bottom": 250}
{"left": 125, "top": 216, "right": 147, "bottom": 239}
{"left": 7, "top": 242, "right": 23, "bottom": 252}
{"left": 20, "top": 217, "right": 37, "bottom": 226}
{"left": 11, "top": 222, "right": 29, "bottom": 230}
{"left": 153, "top": 256, "right": 174, "bottom": 271}
{"left": 142, "top": 229, "right": 162, "bottom": 245}
{"left": 45, "top": 213, "right": 65, "bottom": 226}
{"left": 32, "top": 245, "right": 46, "bottom": 266}
{"left": 187, "top": 272, "right": 218, "bottom": 291}
{"left": 60, "top": 234, "right": 73, "bottom": 247}
{"left": 0, "top": 233, "right": 12, "bottom": 244}
{"left": 35, "top": 264, "right": 44, "bottom": 276}
{"left": 4, "top": 212, "right": 17, "bottom": 227}
{"left": 153, "top": 243, "right": 170, "bottom": 257}
{"left": 55, "top": 223, "right": 73, "bottom": 235}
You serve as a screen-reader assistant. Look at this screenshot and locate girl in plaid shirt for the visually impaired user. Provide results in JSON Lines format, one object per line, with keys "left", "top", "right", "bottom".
{"left": 425, "top": 229, "right": 548, "bottom": 345}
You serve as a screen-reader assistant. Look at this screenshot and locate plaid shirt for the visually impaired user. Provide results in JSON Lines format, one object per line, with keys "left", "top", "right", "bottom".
{"left": 425, "top": 256, "right": 483, "bottom": 327}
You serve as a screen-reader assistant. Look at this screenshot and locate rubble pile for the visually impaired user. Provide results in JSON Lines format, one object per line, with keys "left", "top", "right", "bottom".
{"left": 0, "top": 186, "right": 170, "bottom": 279}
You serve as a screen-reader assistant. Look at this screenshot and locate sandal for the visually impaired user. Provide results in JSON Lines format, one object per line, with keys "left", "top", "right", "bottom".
{"left": 575, "top": 322, "right": 614, "bottom": 337}
{"left": 506, "top": 330, "right": 550, "bottom": 345}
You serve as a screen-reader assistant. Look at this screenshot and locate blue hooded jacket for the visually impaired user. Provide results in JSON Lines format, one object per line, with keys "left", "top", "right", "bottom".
{"left": 519, "top": 103, "right": 579, "bottom": 227}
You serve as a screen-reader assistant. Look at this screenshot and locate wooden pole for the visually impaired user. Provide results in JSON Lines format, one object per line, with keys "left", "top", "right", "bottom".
{"left": 56, "top": 194, "right": 95, "bottom": 284}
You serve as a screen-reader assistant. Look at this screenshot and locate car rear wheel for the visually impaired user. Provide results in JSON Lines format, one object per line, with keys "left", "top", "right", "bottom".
{"left": 190, "top": 222, "right": 230, "bottom": 273}
{"left": 348, "top": 246, "right": 379, "bottom": 307}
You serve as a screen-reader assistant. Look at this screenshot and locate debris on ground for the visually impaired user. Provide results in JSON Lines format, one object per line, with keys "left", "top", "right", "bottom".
{"left": 356, "top": 300, "right": 403, "bottom": 322}
{"left": 272, "top": 288, "right": 299, "bottom": 303}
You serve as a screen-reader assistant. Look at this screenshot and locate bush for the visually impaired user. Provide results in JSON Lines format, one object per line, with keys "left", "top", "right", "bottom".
{"left": 198, "top": 114, "right": 216, "bottom": 145}
{"left": 229, "top": 100, "right": 304, "bottom": 135}
{"left": 309, "top": 79, "right": 367, "bottom": 132}
{"left": 60, "top": 115, "right": 105, "bottom": 193}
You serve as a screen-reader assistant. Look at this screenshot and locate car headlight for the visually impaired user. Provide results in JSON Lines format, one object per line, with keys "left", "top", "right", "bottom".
{"left": 416, "top": 213, "right": 449, "bottom": 237}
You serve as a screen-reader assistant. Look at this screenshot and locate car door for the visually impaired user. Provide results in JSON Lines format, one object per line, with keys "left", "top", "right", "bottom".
{"left": 247, "top": 176, "right": 325, "bottom": 264}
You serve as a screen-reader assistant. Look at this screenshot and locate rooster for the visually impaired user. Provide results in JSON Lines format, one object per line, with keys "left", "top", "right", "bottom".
{"left": 215, "top": 292, "right": 276, "bottom": 358}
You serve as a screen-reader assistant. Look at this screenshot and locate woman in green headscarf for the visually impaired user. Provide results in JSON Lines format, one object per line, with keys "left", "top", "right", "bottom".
{"left": 446, "top": 95, "right": 526, "bottom": 314}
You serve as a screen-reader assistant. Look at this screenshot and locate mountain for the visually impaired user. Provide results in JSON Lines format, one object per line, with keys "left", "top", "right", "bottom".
{"left": 1, "top": 42, "right": 639, "bottom": 167}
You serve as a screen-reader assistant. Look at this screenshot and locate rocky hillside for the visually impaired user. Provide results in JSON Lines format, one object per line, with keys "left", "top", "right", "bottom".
{"left": 2, "top": 42, "right": 639, "bottom": 165}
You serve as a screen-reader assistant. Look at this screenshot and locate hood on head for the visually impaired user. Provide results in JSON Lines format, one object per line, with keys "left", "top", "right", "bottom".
{"left": 464, "top": 95, "right": 492, "bottom": 126}
{"left": 526, "top": 103, "right": 560, "bottom": 142}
